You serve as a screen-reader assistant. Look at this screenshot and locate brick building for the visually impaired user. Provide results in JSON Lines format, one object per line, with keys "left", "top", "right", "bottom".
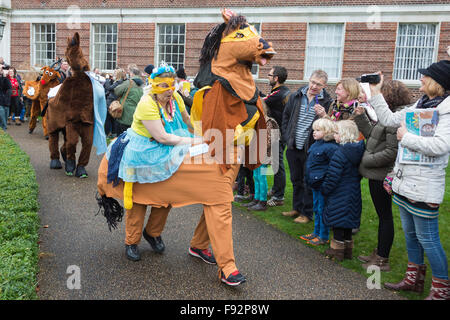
{"left": 1, "top": 0, "right": 450, "bottom": 97}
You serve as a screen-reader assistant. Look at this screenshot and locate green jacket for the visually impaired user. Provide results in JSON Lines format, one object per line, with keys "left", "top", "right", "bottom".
{"left": 114, "top": 77, "right": 144, "bottom": 126}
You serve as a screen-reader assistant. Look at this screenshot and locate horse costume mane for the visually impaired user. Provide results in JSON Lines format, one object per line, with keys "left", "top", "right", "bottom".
{"left": 191, "top": 9, "right": 276, "bottom": 171}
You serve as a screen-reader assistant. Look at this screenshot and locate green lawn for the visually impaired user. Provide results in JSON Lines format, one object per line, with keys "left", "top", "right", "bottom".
{"left": 235, "top": 152, "right": 450, "bottom": 300}
{"left": 0, "top": 131, "right": 40, "bottom": 300}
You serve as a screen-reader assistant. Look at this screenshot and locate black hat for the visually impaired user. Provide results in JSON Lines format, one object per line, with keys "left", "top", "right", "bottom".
{"left": 144, "top": 64, "right": 154, "bottom": 75}
{"left": 176, "top": 67, "right": 186, "bottom": 79}
{"left": 418, "top": 60, "right": 450, "bottom": 91}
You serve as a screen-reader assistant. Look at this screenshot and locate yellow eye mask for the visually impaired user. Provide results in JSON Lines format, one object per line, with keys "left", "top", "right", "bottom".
{"left": 151, "top": 77, "right": 175, "bottom": 94}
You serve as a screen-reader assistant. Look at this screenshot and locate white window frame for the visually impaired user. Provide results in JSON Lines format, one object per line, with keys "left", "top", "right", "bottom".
{"left": 32, "top": 23, "right": 56, "bottom": 68}
{"left": 155, "top": 23, "right": 186, "bottom": 71}
{"left": 304, "top": 23, "right": 345, "bottom": 82}
{"left": 393, "top": 23, "right": 440, "bottom": 83}
{"left": 249, "top": 22, "right": 262, "bottom": 78}
{"left": 90, "top": 23, "right": 118, "bottom": 73}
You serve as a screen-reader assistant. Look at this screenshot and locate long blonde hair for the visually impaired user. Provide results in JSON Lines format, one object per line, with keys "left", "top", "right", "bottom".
{"left": 336, "top": 120, "right": 359, "bottom": 144}
{"left": 312, "top": 118, "right": 336, "bottom": 141}
{"left": 336, "top": 78, "right": 361, "bottom": 101}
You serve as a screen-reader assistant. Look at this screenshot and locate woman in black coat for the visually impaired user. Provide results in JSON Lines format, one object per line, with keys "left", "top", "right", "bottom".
{"left": 104, "top": 69, "right": 126, "bottom": 137}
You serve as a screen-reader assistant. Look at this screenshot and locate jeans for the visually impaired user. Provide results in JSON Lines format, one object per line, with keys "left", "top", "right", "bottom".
{"left": 312, "top": 189, "right": 329, "bottom": 240}
{"left": 0, "top": 105, "right": 8, "bottom": 130}
{"left": 271, "top": 140, "right": 286, "bottom": 200}
{"left": 399, "top": 206, "right": 448, "bottom": 279}
{"left": 253, "top": 165, "right": 268, "bottom": 201}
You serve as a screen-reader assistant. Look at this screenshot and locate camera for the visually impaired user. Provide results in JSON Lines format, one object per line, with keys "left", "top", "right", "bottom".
{"left": 357, "top": 73, "right": 381, "bottom": 84}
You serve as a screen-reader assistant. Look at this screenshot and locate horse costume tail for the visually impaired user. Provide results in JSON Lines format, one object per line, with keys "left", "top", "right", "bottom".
{"left": 95, "top": 192, "right": 124, "bottom": 232}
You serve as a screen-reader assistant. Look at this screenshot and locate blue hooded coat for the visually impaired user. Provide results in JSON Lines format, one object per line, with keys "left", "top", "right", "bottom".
{"left": 320, "top": 140, "right": 365, "bottom": 229}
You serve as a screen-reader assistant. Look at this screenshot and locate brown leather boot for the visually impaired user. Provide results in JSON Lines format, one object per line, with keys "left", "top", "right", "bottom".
{"left": 362, "top": 254, "right": 391, "bottom": 272}
{"left": 344, "top": 240, "right": 353, "bottom": 260}
{"left": 384, "top": 262, "right": 426, "bottom": 293}
{"left": 325, "top": 239, "right": 345, "bottom": 262}
{"left": 425, "top": 277, "right": 450, "bottom": 300}
{"left": 358, "top": 248, "right": 377, "bottom": 263}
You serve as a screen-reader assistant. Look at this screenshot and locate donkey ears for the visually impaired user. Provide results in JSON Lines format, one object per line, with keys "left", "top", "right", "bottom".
{"left": 221, "top": 8, "right": 236, "bottom": 23}
{"left": 68, "top": 32, "right": 80, "bottom": 47}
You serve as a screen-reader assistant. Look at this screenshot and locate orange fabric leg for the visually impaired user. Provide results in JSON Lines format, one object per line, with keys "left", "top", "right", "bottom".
{"left": 144, "top": 206, "right": 171, "bottom": 237}
{"left": 28, "top": 100, "right": 40, "bottom": 132}
{"left": 125, "top": 203, "right": 147, "bottom": 245}
{"left": 203, "top": 202, "right": 237, "bottom": 278}
{"left": 190, "top": 212, "right": 210, "bottom": 250}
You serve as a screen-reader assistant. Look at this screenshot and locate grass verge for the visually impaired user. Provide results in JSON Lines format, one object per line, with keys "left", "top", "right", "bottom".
{"left": 0, "top": 130, "right": 40, "bottom": 300}
{"left": 234, "top": 154, "right": 449, "bottom": 300}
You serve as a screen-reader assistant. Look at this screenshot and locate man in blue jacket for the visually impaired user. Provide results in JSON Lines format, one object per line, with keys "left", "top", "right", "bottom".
{"left": 281, "top": 70, "right": 332, "bottom": 223}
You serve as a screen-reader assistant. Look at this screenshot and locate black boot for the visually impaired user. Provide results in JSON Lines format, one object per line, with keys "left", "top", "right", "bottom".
{"left": 125, "top": 244, "right": 141, "bottom": 261}
{"left": 143, "top": 229, "right": 165, "bottom": 253}
{"left": 50, "top": 159, "right": 62, "bottom": 169}
{"left": 75, "top": 166, "right": 88, "bottom": 178}
{"left": 65, "top": 159, "right": 76, "bottom": 176}
{"left": 241, "top": 199, "right": 259, "bottom": 207}
{"left": 248, "top": 200, "right": 267, "bottom": 211}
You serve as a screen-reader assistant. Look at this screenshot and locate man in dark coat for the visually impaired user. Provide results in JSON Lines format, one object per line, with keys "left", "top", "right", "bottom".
{"left": 0, "top": 64, "right": 12, "bottom": 131}
{"left": 263, "top": 66, "right": 290, "bottom": 206}
{"left": 281, "top": 69, "right": 332, "bottom": 223}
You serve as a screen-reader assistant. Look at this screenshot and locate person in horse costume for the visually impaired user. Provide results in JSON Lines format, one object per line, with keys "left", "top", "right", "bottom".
{"left": 46, "top": 32, "right": 107, "bottom": 177}
{"left": 24, "top": 62, "right": 61, "bottom": 139}
{"left": 96, "top": 9, "right": 275, "bottom": 286}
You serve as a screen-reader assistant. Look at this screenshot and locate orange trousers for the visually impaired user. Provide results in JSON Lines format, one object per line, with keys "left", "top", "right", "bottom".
{"left": 125, "top": 201, "right": 237, "bottom": 278}
{"left": 29, "top": 99, "right": 48, "bottom": 136}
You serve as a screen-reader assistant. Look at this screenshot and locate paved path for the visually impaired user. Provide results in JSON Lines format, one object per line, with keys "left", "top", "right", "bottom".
{"left": 8, "top": 123, "right": 403, "bottom": 300}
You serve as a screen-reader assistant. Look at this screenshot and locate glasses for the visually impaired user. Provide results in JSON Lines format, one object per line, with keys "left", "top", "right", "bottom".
{"left": 309, "top": 80, "right": 326, "bottom": 88}
{"left": 268, "top": 73, "right": 275, "bottom": 77}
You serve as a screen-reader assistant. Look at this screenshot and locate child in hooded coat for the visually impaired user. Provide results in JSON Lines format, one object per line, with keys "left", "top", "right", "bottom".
{"left": 321, "top": 120, "right": 365, "bottom": 261}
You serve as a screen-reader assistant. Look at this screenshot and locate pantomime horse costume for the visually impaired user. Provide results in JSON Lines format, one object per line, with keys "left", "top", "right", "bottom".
{"left": 46, "top": 32, "right": 107, "bottom": 177}
{"left": 24, "top": 62, "right": 61, "bottom": 138}
{"left": 96, "top": 9, "right": 275, "bottom": 285}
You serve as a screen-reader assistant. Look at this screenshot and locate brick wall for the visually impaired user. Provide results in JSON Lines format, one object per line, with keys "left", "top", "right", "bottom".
{"left": 56, "top": 23, "right": 90, "bottom": 63}
{"left": 117, "top": 23, "right": 155, "bottom": 72}
{"left": 11, "top": 0, "right": 449, "bottom": 9}
{"left": 10, "top": 23, "right": 30, "bottom": 70}
{"left": 342, "top": 22, "right": 397, "bottom": 81}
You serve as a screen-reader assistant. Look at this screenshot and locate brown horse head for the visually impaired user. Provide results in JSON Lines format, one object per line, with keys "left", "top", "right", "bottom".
{"left": 40, "top": 65, "right": 60, "bottom": 86}
{"left": 65, "top": 32, "right": 90, "bottom": 73}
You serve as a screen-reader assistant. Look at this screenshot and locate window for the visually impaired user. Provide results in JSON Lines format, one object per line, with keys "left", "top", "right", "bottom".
{"left": 33, "top": 24, "right": 56, "bottom": 67}
{"left": 91, "top": 24, "right": 118, "bottom": 72}
{"left": 250, "top": 23, "right": 261, "bottom": 77}
{"left": 305, "top": 23, "right": 344, "bottom": 80}
{"left": 393, "top": 23, "right": 438, "bottom": 81}
{"left": 157, "top": 24, "right": 185, "bottom": 71}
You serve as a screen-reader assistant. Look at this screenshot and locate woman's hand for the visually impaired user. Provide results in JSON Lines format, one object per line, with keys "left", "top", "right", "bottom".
{"left": 369, "top": 71, "right": 384, "bottom": 97}
{"left": 397, "top": 121, "right": 407, "bottom": 141}
{"left": 354, "top": 106, "right": 365, "bottom": 116}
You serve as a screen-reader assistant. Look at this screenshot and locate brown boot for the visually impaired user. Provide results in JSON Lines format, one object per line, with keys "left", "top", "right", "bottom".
{"left": 362, "top": 254, "right": 391, "bottom": 272}
{"left": 384, "top": 262, "right": 426, "bottom": 293}
{"left": 425, "top": 277, "right": 450, "bottom": 300}
{"left": 15, "top": 118, "right": 22, "bottom": 126}
{"left": 358, "top": 248, "right": 377, "bottom": 263}
{"left": 325, "top": 239, "right": 345, "bottom": 262}
{"left": 344, "top": 240, "right": 353, "bottom": 260}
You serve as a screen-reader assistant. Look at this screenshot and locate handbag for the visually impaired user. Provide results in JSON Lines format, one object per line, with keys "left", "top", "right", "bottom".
{"left": 109, "top": 80, "right": 133, "bottom": 119}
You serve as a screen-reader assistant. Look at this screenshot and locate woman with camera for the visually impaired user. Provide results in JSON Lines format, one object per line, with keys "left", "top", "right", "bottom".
{"left": 368, "top": 61, "right": 450, "bottom": 300}
{"left": 353, "top": 80, "right": 412, "bottom": 272}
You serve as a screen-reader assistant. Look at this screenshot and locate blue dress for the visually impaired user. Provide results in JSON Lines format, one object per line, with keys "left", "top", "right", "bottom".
{"left": 107, "top": 98, "right": 193, "bottom": 184}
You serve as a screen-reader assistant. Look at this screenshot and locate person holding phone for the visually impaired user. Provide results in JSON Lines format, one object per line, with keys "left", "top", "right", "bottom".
{"left": 368, "top": 61, "right": 450, "bottom": 300}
